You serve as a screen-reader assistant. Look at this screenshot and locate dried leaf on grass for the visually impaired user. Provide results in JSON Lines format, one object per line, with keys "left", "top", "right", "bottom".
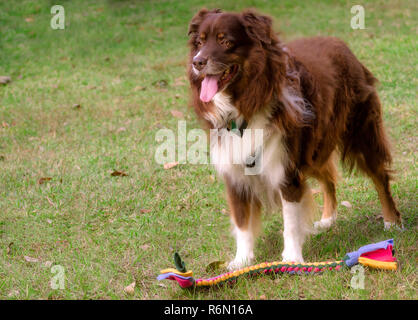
{"left": 111, "top": 170, "right": 128, "bottom": 177}
{"left": 38, "top": 177, "right": 52, "bottom": 185}
{"left": 8, "top": 290, "right": 19, "bottom": 297}
{"left": 170, "top": 110, "right": 183, "bottom": 118}
{"left": 140, "top": 244, "right": 150, "bottom": 250}
{"left": 7, "top": 242, "right": 13, "bottom": 254}
{"left": 46, "top": 196, "right": 56, "bottom": 207}
{"left": 44, "top": 261, "right": 53, "bottom": 268}
{"left": 116, "top": 127, "right": 126, "bottom": 133}
{"left": 124, "top": 282, "right": 136, "bottom": 295}
{"left": 0, "top": 76, "right": 11, "bottom": 85}
{"left": 163, "top": 162, "right": 178, "bottom": 170}
{"left": 152, "top": 79, "right": 168, "bottom": 89}
{"left": 206, "top": 260, "right": 227, "bottom": 273}
{"left": 24, "top": 255, "right": 40, "bottom": 263}
{"left": 341, "top": 201, "right": 352, "bottom": 208}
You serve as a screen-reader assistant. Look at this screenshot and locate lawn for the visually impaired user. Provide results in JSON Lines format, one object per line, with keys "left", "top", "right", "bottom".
{"left": 0, "top": 0, "right": 416, "bottom": 300}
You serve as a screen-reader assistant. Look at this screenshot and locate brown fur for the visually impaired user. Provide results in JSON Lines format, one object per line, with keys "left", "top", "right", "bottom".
{"left": 225, "top": 175, "right": 262, "bottom": 229}
{"left": 187, "top": 9, "right": 402, "bottom": 228}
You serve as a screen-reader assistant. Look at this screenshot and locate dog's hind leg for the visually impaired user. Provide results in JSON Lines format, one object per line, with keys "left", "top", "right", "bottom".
{"left": 355, "top": 151, "right": 402, "bottom": 229}
{"left": 370, "top": 167, "right": 402, "bottom": 229}
{"left": 313, "top": 157, "right": 338, "bottom": 232}
{"left": 344, "top": 91, "right": 402, "bottom": 229}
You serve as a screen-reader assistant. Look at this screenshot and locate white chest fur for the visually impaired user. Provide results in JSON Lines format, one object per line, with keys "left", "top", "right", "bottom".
{"left": 209, "top": 92, "right": 289, "bottom": 207}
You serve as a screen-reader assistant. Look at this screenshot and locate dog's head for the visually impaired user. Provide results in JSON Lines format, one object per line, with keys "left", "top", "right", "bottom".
{"left": 188, "top": 9, "right": 285, "bottom": 128}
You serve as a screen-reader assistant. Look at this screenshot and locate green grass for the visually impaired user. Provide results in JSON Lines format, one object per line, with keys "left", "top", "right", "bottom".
{"left": 0, "top": 0, "right": 416, "bottom": 299}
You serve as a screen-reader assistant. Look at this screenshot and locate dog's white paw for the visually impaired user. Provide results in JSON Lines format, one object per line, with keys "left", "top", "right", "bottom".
{"left": 313, "top": 217, "right": 335, "bottom": 234}
{"left": 227, "top": 257, "right": 253, "bottom": 271}
{"left": 281, "top": 249, "right": 304, "bottom": 263}
{"left": 384, "top": 221, "right": 405, "bottom": 231}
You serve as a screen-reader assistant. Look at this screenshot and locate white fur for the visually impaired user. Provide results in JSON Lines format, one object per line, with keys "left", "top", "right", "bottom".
{"left": 205, "top": 92, "right": 242, "bottom": 129}
{"left": 209, "top": 92, "right": 287, "bottom": 207}
{"left": 281, "top": 190, "right": 314, "bottom": 262}
{"left": 227, "top": 201, "right": 262, "bottom": 271}
{"left": 281, "top": 86, "right": 314, "bottom": 123}
{"left": 227, "top": 226, "right": 255, "bottom": 270}
{"left": 313, "top": 215, "right": 336, "bottom": 233}
{"left": 194, "top": 51, "right": 201, "bottom": 59}
{"left": 192, "top": 51, "right": 201, "bottom": 75}
{"left": 384, "top": 221, "right": 404, "bottom": 231}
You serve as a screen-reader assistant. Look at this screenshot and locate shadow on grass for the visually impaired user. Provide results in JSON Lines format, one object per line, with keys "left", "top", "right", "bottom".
{"left": 257, "top": 211, "right": 406, "bottom": 263}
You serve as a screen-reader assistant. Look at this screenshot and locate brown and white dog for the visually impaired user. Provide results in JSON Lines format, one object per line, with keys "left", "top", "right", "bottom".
{"left": 187, "top": 9, "right": 402, "bottom": 270}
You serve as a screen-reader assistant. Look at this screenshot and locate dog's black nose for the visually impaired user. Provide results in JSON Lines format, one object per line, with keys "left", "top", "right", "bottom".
{"left": 192, "top": 56, "right": 207, "bottom": 71}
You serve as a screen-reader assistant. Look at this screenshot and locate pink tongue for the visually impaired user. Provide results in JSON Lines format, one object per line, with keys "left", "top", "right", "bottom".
{"left": 200, "top": 75, "right": 221, "bottom": 102}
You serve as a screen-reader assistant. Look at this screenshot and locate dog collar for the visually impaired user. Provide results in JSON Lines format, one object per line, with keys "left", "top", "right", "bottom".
{"left": 229, "top": 120, "right": 247, "bottom": 136}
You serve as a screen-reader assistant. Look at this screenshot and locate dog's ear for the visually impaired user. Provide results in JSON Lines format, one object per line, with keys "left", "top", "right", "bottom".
{"left": 188, "top": 8, "right": 222, "bottom": 36}
{"left": 241, "top": 10, "right": 274, "bottom": 45}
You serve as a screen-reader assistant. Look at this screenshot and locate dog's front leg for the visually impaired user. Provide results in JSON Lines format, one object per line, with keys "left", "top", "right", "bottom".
{"left": 280, "top": 181, "right": 314, "bottom": 263}
{"left": 224, "top": 176, "right": 262, "bottom": 271}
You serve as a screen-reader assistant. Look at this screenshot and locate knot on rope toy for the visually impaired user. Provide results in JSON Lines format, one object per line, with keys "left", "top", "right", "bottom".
{"left": 157, "top": 253, "right": 195, "bottom": 288}
{"left": 344, "top": 238, "right": 397, "bottom": 270}
{"left": 157, "top": 239, "right": 397, "bottom": 289}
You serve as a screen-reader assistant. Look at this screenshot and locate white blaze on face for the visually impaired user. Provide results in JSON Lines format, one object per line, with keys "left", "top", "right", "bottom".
{"left": 194, "top": 50, "right": 202, "bottom": 58}
{"left": 192, "top": 51, "right": 201, "bottom": 75}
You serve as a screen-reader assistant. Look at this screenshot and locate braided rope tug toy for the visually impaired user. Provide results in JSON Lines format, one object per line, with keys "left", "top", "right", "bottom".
{"left": 157, "top": 239, "right": 397, "bottom": 289}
